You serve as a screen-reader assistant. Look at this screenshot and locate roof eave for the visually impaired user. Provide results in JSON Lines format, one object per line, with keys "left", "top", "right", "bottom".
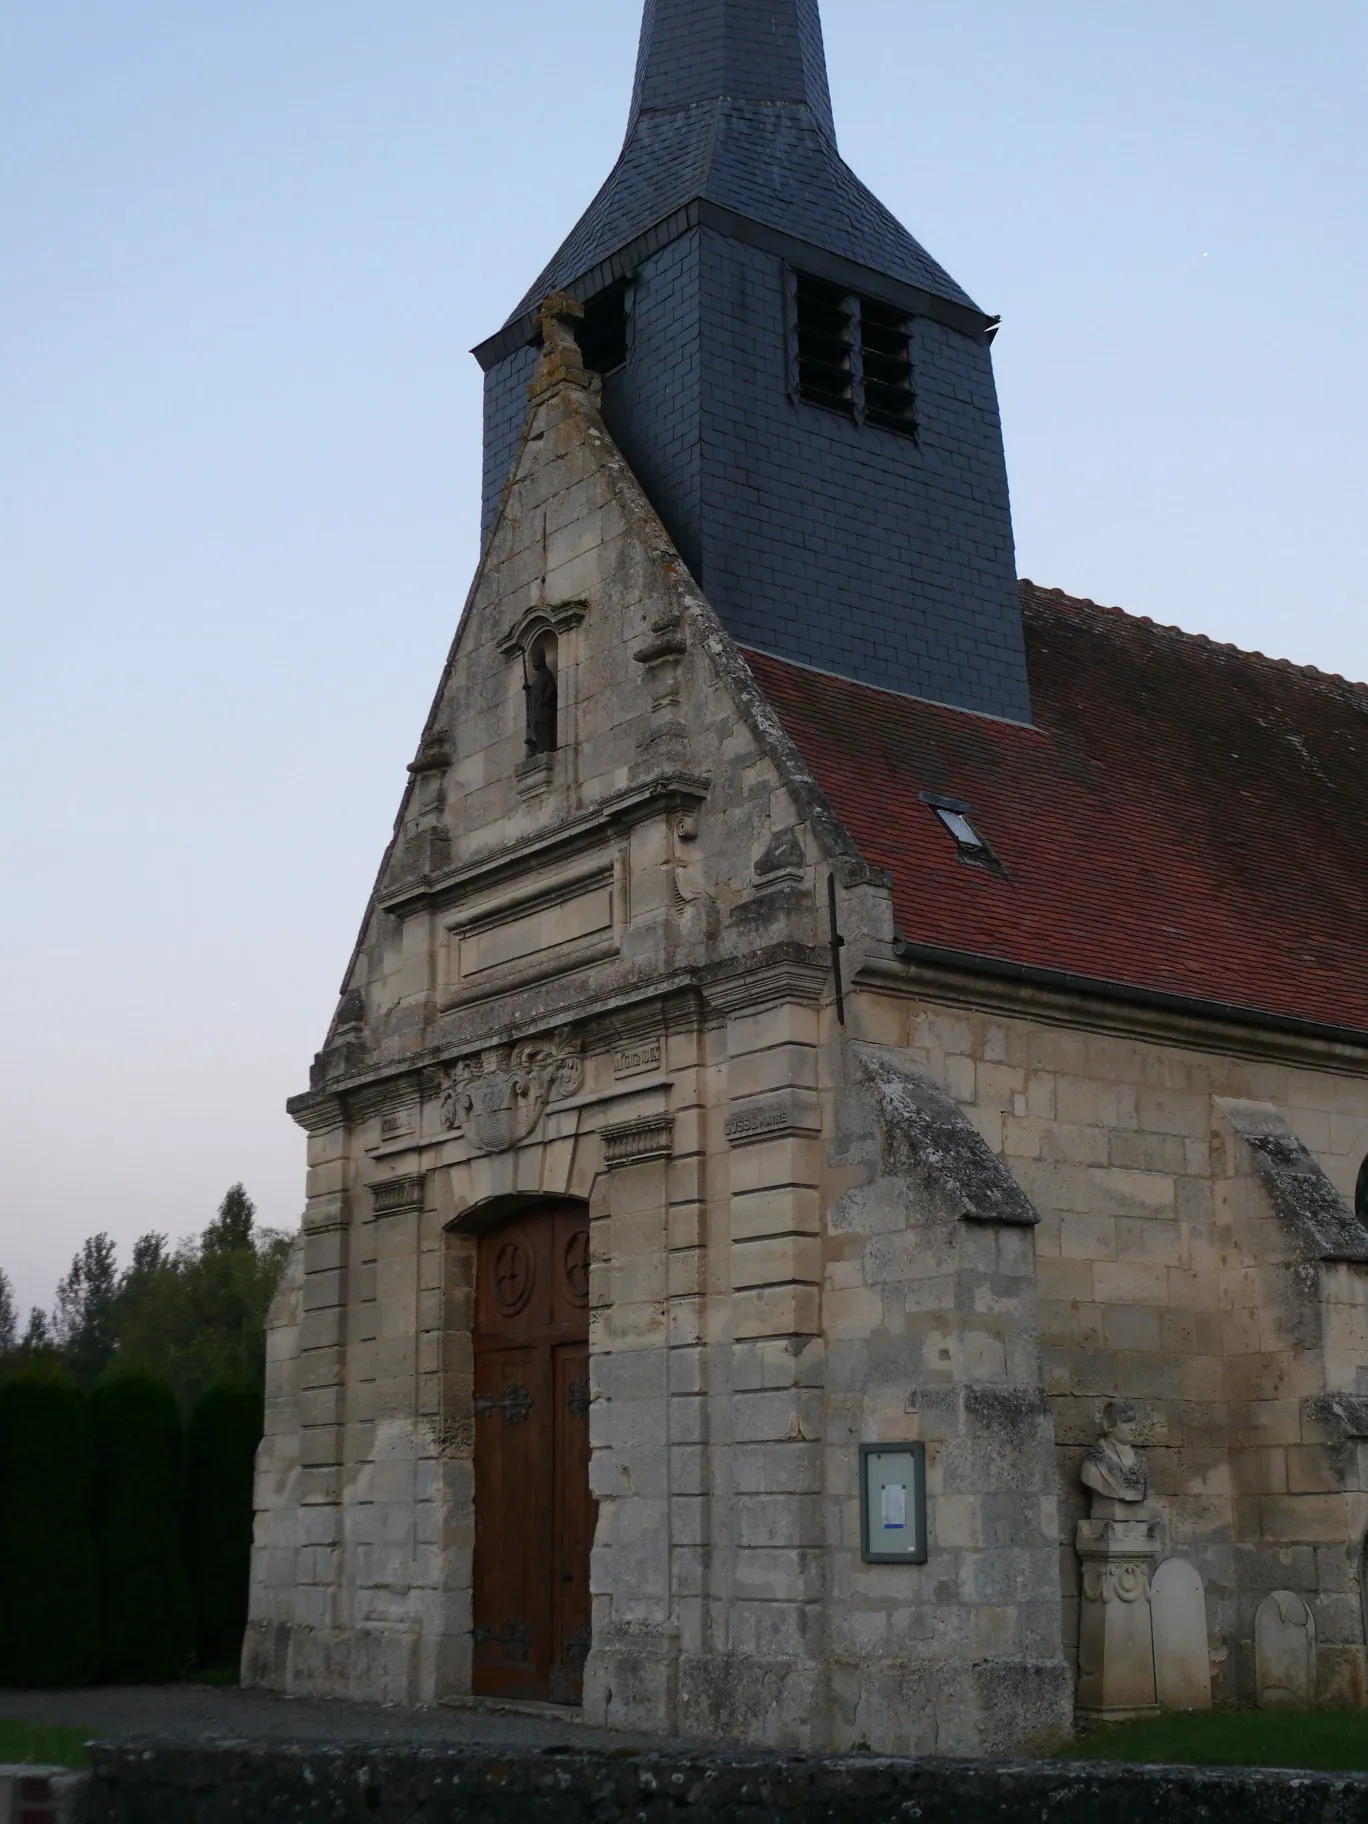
{"left": 472, "top": 198, "right": 997, "bottom": 374}
{"left": 880, "top": 939, "right": 1368, "bottom": 1063}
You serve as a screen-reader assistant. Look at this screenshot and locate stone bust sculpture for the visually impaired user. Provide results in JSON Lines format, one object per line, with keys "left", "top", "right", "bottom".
{"left": 524, "top": 645, "right": 557, "bottom": 755}
{"left": 1082, "top": 1399, "right": 1149, "bottom": 1506}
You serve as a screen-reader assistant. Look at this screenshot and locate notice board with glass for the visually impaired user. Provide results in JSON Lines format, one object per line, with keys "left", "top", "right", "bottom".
{"left": 859, "top": 1443, "right": 928, "bottom": 1564}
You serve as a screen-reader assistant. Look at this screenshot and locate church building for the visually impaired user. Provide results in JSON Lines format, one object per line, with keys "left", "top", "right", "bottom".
{"left": 246, "top": 0, "right": 1368, "bottom": 1755}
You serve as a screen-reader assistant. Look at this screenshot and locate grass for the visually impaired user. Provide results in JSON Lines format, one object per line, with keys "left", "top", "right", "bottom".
{"left": 0, "top": 1719, "right": 92, "bottom": 1769}
{"left": 1058, "top": 1709, "right": 1368, "bottom": 1772}
{"left": 186, "top": 1664, "right": 241, "bottom": 1687}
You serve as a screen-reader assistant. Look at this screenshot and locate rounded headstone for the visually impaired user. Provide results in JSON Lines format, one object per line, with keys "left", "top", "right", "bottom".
{"left": 1151, "top": 1558, "right": 1212, "bottom": 1711}
{"left": 1255, "top": 1590, "right": 1317, "bottom": 1710}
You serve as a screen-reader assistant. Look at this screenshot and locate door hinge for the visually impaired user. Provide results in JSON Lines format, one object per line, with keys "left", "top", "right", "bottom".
{"left": 474, "top": 1384, "right": 534, "bottom": 1424}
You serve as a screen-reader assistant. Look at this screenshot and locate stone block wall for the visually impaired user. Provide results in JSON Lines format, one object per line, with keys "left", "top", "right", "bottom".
{"left": 242, "top": 1233, "right": 304, "bottom": 1689}
{"left": 857, "top": 987, "right": 1368, "bottom": 1709}
{"left": 817, "top": 1047, "right": 1070, "bottom": 1754}
{"left": 79, "top": 1741, "right": 1368, "bottom": 1824}
{"left": 0, "top": 1768, "right": 83, "bottom": 1824}
{"left": 673, "top": 985, "right": 831, "bottom": 1748}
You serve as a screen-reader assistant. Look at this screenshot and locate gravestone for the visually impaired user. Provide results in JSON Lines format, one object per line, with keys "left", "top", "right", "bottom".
{"left": 1151, "top": 1558, "right": 1211, "bottom": 1711}
{"left": 1255, "top": 1590, "right": 1316, "bottom": 1709}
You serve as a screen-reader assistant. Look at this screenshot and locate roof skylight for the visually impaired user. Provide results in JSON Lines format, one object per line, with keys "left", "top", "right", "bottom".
{"left": 920, "top": 792, "right": 1007, "bottom": 878}
{"left": 933, "top": 807, "right": 983, "bottom": 849}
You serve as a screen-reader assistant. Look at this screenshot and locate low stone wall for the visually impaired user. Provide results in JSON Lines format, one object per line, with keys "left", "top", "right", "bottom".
{"left": 0, "top": 1767, "right": 84, "bottom": 1824}
{"left": 80, "top": 1741, "right": 1368, "bottom": 1823}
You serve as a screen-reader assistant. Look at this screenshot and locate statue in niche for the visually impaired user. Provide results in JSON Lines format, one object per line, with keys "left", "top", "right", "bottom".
{"left": 1082, "top": 1399, "right": 1150, "bottom": 1508}
{"left": 523, "top": 643, "right": 558, "bottom": 755}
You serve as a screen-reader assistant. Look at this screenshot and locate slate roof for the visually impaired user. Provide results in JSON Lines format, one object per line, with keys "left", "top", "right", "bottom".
{"left": 745, "top": 583, "right": 1368, "bottom": 1037}
{"left": 628, "top": 0, "right": 836, "bottom": 141}
{"left": 510, "top": 0, "right": 977, "bottom": 319}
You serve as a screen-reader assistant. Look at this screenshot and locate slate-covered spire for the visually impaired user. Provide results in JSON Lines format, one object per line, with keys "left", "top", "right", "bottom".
{"left": 476, "top": 0, "right": 1034, "bottom": 724}
{"left": 627, "top": 0, "right": 836, "bottom": 143}
{"left": 507, "top": 0, "right": 975, "bottom": 319}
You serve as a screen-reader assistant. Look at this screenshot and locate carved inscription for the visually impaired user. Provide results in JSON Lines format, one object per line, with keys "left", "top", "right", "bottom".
{"left": 614, "top": 1039, "right": 662, "bottom": 1078}
{"left": 726, "top": 1104, "right": 790, "bottom": 1142}
{"left": 724, "top": 1096, "right": 821, "bottom": 1145}
{"left": 380, "top": 1106, "right": 417, "bottom": 1142}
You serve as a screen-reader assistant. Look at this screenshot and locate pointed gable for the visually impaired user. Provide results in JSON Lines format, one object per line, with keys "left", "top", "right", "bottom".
{"left": 305, "top": 299, "right": 854, "bottom": 1087}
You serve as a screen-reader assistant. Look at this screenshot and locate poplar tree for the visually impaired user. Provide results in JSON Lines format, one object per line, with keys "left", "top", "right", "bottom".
{"left": 0, "top": 1271, "right": 16, "bottom": 1357}
{"left": 52, "top": 1234, "right": 119, "bottom": 1386}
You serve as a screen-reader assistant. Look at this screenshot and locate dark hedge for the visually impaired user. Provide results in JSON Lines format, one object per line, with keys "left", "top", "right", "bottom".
{"left": 0, "top": 1368, "right": 101, "bottom": 1685}
{"left": 91, "top": 1371, "right": 193, "bottom": 1683}
{"left": 185, "top": 1380, "right": 262, "bottom": 1667}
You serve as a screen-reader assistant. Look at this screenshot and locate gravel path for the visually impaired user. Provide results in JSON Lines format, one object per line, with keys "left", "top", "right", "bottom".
{"left": 0, "top": 1684, "right": 684, "bottom": 1753}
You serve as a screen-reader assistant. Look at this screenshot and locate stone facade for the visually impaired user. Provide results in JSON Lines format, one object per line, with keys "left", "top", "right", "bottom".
{"left": 852, "top": 977, "right": 1368, "bottom": 1711}
{"left": 245, "top": 308, "right": 1368, "bottom": 1751}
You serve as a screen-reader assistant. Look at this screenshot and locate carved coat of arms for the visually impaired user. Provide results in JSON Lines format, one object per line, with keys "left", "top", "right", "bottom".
{"left": 439, "top": 1027, "right": 583, "bottom": 1153}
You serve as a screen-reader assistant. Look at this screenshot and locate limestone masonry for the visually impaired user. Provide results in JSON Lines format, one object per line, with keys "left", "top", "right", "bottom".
{"left": 246, "top": 0, "right": 1368, "bottom": 1756}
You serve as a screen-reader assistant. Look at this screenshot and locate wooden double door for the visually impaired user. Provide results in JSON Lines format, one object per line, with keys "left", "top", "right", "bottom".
{"left": 472, "top": 1203, "right": 594, "bottom": 1704}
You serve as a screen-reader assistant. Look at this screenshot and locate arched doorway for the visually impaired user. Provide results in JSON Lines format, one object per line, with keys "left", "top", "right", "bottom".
{"left": 473, "top": 1202, "right": 593, "bottom": 1703}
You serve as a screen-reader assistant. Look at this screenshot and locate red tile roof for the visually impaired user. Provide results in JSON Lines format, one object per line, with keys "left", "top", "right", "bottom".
{"left": 744, "top": 582, "right": 1368, "bottom": 1038}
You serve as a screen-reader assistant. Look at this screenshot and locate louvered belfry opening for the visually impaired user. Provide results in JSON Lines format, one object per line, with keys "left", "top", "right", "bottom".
{"left": 794, "top": 271, "right": 916, "bottom": 437}
{"left": 795, "top": 272, "right": 854, "bottom": 416}
{"left": 860, "top": 296, "right": 916, "bottom": 435}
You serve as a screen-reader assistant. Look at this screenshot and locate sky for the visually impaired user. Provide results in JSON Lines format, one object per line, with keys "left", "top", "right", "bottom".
{"left": 2, "top": 0, "right": 1365, "bottom": 1319}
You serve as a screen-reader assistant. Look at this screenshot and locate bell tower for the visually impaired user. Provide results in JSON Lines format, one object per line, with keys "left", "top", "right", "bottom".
{"left": 474, "top": 0, "right": 1031, "bottom": 723}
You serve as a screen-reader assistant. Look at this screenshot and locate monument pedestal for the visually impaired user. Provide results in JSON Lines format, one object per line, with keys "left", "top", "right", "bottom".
{"left": 1075, "top": 1507, "right": 1164, "bottom": 1719}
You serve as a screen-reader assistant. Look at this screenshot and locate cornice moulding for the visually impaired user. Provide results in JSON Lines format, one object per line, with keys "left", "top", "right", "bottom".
{"left": 701, "top": 944, "right": 829, "bottom": 1014}
{"left": 497, "top": 600, "right": 589, "bottom": 656}
{"left": 378, "top": 772, "right": 712, "bottom": 918}
{"left": 862, "top": 950, "right": 1368, "bottom": 1077}
{"left": 470, "top": 200, "right": 995, "bottom": 375}
{"left": 289, "top": 943, "right": 832, "bottom": 1126}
